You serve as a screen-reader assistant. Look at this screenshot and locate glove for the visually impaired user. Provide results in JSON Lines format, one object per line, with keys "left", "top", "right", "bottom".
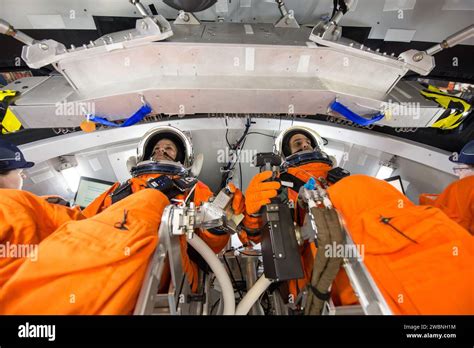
{"left": 239, "top": 214, "right": 264, "bottom": 245}
{"left": 43, "top": 195, "right": 71, "bottom": 207}
{"left": 245, "top": 171, "right": 281, "bottom": 215}
{"left": 227, "top": 182, "right": 245, "bottom": 215}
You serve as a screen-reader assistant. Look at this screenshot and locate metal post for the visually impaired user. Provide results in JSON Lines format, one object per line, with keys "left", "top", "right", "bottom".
{"left": 133, "top": 224, "right": 168, "bottom": 315}
{"left": 242, "top": 251, "right": 265, "bottom": 315}
{"left": 276, "top": 0, "right": 288, "bottom": 17}
{"left": 0, "top": 19, "right": 36, "bottom": 45}
{"left": 129, "top": 0, "right": 151, "bottom": 17}
{"left": 426, "top": 24, "right": 474, "bottom": 56}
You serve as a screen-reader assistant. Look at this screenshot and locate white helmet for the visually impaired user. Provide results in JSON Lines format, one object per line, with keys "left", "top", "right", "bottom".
{"left": 127, "top": 125, "right": 194, "bottom": 176}
{"left": 274, "top": 125, "right": 335, "bottom": 167}
{"left": 137, "top": 125, "right": 194, "bottom": 167}
{"left": 274, "top": 125, "right": 326, "bottom": 157}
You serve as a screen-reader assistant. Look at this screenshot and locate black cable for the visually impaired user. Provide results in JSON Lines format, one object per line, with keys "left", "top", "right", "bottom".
{"left": 232, "top": 118, "right": 252, "bottom": 151}
{"left": 230, "top": 136, "right": 247, "bottom": 172}
{"left": 225, "top": 128, "right": 231, "bottom": 148}
{"left": 220, "top": 128, "right": 233, "bottom": 189}
{"left": 220, "top": 119, "right": 252, "bottom": 189}
{"left": 210, "top": 298, "right": 221, "bottom": 315}
{"left": 176, "top": 274, "right": 186, "bottom": 312}
{"left": 338, "top": 0, "right": 348, "bottom": 14}
{"left": 332, "top": 0, "right": 338, "bottom": 18}
{"left": 229, "top": 130, "right": 277, "bottom": 190}
{"left": 261, "top": 292, "right": 272, "bottom": 315}
{"left": 239, "top": 160, "right": 243, "bottom": 189}
{"left": 245, "top": 132, "right": 277, "bottom": 139}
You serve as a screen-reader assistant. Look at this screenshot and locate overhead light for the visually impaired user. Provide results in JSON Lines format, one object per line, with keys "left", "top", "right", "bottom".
{"left": 56, "top": 156, "right": 80, "bottom": 192}
{"left": 61, "top": 166, "right": 80, "bottom": 192}
{"left": 376, "top": 156, "right": 397, "bottom": 179}
{"left": 376, "top": 165, "right": 394, "bottom": 179}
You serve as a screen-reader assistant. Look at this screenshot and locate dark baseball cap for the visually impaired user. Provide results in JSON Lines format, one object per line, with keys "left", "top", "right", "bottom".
{"left": 449, "top": 140, "right": 474, "bottom": 165}
{"left": 0, "top": 139, "right": 35, "bottom": 171}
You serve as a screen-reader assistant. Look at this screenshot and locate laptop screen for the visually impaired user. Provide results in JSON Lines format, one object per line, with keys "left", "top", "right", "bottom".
{"left": 384, "top": 175, "right": 406, "bottom": 195}
{"left": 74, "top": 177, "right": 115, "bottom": 208}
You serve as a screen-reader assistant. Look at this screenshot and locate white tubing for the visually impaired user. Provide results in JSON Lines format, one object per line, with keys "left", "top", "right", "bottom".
{"left": 187, "top": 234, "right": 235, "bottom": 315}
{"left": 235, "top": 275, "right": 272, "bottom": 315}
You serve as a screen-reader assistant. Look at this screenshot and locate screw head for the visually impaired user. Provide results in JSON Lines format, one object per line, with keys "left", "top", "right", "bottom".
{"left": 413, "top": 52, "right": 424, "bottom": 62}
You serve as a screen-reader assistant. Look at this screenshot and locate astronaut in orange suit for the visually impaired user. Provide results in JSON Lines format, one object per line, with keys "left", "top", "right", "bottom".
{"left": 83, "top": 125, "right": 244, "bottom": 293}
{"left": 241, "top": 126, "right": 341, "bottom": 308}
{"left": 0, "top": 126, "right": 243, "bottom": 314}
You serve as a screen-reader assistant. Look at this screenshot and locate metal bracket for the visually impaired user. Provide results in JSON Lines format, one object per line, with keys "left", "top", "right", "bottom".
{"left": 6, "top": 13, "right": 173, "bottom": 69}
{"left": 174, "top": 11, "right": 201, "bottom": 25}
{"left": 274, "top": 0, "right": 300, "bottom": 29}
{"left": 310, "top": 21, "right": 342, "bottom": 42}
{"left": 309, "top": 0, "right": 355, "bottom": 41}
{"left": 166, "top": 200, "right": 239, "bottom": 238}
{"left": 398, "top": 24, "right": 474, "bottom": 76}
{"left": 134, "top": 205, "right": 188, "bottom": 315}
{"left": 133, "top": 223, "right": 168, "bottom": 315}
{"left": 398, "top": 49, "right": 435, "bottom": 76}
{"left": 340, "top": 224, "right": 393, "bottom": 315}
{"left": 299, "top": 185, "right": 392, "bottom": 315}
{"left": 21, "top": 39, "right": 68, "bottom": 70}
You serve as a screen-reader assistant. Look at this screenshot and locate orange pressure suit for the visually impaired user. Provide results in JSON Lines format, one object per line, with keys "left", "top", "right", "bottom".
{"left": 327, "top": 175, "right": 474, "bottom": 314}
{"left": 83, "top": 173, "right": 232, "bottom": 293}
{"left": 419, "top": 175, "right": 474, "bottom": 235}
{"left": 0, "top": 188, "right": 168, "bottom": 314}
